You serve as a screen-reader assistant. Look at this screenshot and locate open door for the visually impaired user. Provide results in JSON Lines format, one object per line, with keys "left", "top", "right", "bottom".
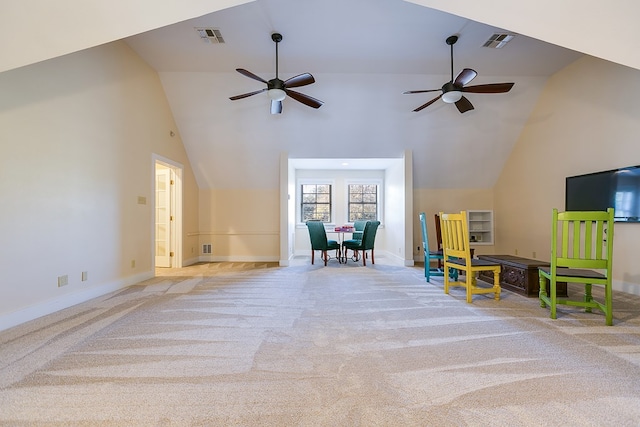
{"left": 154, "top": 156, "right": 182, "bottom": 269}
{"left": 155, "top": 165, "right": 172, "bottom": 267}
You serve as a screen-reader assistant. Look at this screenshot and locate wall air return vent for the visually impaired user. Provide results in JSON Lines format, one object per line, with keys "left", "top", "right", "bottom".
{"left": 195, "top": 28, "right": 225, "bottom": 44}
{"left": 482, "top": 33, "right": 515, "bottom": 49}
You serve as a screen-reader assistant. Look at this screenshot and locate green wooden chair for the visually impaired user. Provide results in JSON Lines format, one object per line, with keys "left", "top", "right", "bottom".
{"left": 306, "top": 221, "right": 341, "bottom": 266}
{"left": 539, "top": 208, "right": 615, "bottom": 325}
{"left": 419, "top": 212, "right": 445, "bottom": 282}
{"left": 342, "top": 221, "right": 380, "bottom": 266}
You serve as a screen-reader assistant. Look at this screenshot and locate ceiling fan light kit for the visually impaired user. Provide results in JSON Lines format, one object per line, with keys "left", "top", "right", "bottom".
{"left": 267, "top": 89, "right": 286, "bottom": 101}
{"left": 229, "top": 32, "right": 323, "bottom": 114}
{"left": 403, "top": 34, "right": 515, "bottom": 113}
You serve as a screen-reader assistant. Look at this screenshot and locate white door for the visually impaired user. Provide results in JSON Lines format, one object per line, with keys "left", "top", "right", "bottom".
{"left": 155, "top": 167, "right": 172, "bottom": 267}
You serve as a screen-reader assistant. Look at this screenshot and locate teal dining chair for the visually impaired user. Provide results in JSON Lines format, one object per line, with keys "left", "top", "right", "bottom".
{"left": 342, "top": 221, "right": 380, "bottom": 266}
{"left": 351, "top": 220, "right": 368, "bottom": 242}
{"left": 306, "top": 221, "right": 341, "bottom": 266}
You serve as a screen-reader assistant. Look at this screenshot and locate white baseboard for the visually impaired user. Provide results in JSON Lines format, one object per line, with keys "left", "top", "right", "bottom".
{"left": 0, "top": 271, "right": 153, "bottom": 332}
{"left": 182, "top": 256, "right": 201, "bottom": 267}
{"left": 198, "top": 255, "right": 280, "bottom": 263}
{"left": 614, "top": 279, "right": 640, "bottom": 297}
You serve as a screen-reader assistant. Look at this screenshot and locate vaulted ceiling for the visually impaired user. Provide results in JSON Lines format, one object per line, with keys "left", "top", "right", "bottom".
{"left": 123, "top": 0, "right": 583, "bottom": 188}
{"left": 2, "top": 0, "right": 638, "bottom": 189}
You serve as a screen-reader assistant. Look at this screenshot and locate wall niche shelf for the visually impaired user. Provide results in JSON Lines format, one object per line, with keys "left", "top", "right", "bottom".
{"left": 467, "top": 210, "right": 494, "bottom": 245}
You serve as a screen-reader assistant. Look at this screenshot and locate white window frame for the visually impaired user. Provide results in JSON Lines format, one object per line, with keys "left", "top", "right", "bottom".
{"left": 345, "top": 179, "right": 383, "bottom": 224}
{"left": 297, "top": 179, "right": 335, "bottom": 226}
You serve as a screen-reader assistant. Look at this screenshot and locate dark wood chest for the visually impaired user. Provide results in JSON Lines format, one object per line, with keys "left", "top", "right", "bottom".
{"left": 477, "top": 255, "right": 568, "bottom": 297}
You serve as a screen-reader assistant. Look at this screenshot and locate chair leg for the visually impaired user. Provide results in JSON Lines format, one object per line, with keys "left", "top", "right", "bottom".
{"left": 550, "top": 278, "right": 557, "bottom": 319}
{"left": 584, "top": 283, "right": 593, "bottom": 313}
{"left": 466, "top": 266, "right": 473, "bottom": 303}
{"left": 539, "top": 275, "right": 548, "bottom": 307}
{"left": 370, "top": 249, "right": 375, "bottom": 264}
{"left": 311, "top": 250, "right": 315, "bottom": 265}
{"left": 424, "top": 255, "right": 430, "bottom": 282}
{"left": 322, "top": 250, "right": 329, "bottom": 266}
{"left": 443, "top": 264, "right": 451, "bottom": 294}
{"left": 605, "top": 283, "right": 613, "bottom": 326}
{"left": 362, "top": 250, "right": 366, "bottom": 266}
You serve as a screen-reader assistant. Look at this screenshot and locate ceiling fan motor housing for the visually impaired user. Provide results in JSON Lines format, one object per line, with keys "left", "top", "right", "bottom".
{"left": 442, "top": 81, "right": 461, "bottom": 93}
{"left": 268, "top": 78, "right": 285, "bottom": 90}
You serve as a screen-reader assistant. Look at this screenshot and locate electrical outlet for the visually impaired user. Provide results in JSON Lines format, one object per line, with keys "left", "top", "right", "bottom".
{"left": 532, "top": 251, "right": 537, "bottom": 258}
{"left": 57, "top": 275, "right": 68, "bottom": 287}
{"left": 515, "top": 249, "right": 518, "bottom": 255}
{"left": 131, "top": 259, "right": 136, "bottom": 268}
{"left": 81, "top": 271, "right": 88, "bottom": 281}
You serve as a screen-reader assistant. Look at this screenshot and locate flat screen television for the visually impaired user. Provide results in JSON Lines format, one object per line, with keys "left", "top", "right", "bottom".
{"left": 565, "top": 165, "right": 640, "bottom": 222}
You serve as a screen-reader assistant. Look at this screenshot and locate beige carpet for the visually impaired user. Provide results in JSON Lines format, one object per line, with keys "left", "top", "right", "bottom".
{"left": 2, "top": 259, "right": 640, "bottom": 426}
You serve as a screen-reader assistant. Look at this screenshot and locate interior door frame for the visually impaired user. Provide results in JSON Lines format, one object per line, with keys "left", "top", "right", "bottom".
{"left": 152, "top": 154, "right": 183, "bottom": 269}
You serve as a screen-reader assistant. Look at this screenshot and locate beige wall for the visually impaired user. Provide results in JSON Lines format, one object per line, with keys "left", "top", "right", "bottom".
{"left": 0, "top": 41, "right": 199, "bottom": 329}
{"left": 198, "top": 188, "right": 280, "bottom": 261}
{"left": 494, "top": 55, "right": 640, "bottom": 295}
{"left": 413, "top": 188, "right": 495, "bottom": 259}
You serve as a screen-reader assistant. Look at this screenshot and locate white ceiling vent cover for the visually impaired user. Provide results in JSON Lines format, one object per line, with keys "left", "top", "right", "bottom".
{"left": 483, "top": 33, "right": 515, "bottom": 49}
{"left": 195, "top": 28, "right": 225, "bottom": 44}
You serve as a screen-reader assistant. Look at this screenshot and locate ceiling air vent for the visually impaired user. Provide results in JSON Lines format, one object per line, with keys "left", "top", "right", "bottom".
{"left": 195, "top": 28, "right": 225, "bottom": 44}
{"left": 482, "top": 33, "right": 515, "bottom": 49}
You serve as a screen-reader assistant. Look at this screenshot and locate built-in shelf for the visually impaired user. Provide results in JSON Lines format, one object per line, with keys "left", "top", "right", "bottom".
{"left": 468, "top": 210, "right": 494, "bottom": 245}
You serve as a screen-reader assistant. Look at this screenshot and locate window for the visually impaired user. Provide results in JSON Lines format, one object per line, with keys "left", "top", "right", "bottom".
{"left": 301, "top": 184, "right": 332, "bottom": 222}
{"left": 348, "top": 184, "right": 378, "bottom": 221}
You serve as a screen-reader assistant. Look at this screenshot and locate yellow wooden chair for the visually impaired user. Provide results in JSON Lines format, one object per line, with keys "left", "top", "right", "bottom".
{"left": 439, "top": 211, "right": 501, "bottom": 303}
{"left": 539, "top": 208, "right": 615, "bottom": 325}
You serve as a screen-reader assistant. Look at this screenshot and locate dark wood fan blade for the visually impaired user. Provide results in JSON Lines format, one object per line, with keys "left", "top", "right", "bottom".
{"left": 403, "top": 89, "right": 441, "bottom": 94}
{"left": 284, "top": 73, "right": 315, "bottom": 88}
{"left": 284, "top": 89, "right": 323, "bottom": 109}
{"left": 229, "top": 88, "right": 267, "bottom": 100}
{"left": 236, "top": 68, "right": 268, "bottom": 84}
{"left": 413, "top": 95, "right": 442, "bottom": 112}
{"left": 462, "top": 82, "right": 515, "bottom": 93}
{"left": 455, "top": 96, "right": 474, "bottom": 113}
{"left": 271, "top": 100, "right": 283, "bottom": 114}
{"left": 454, "top": 68, "right": 477, "bottom": 87}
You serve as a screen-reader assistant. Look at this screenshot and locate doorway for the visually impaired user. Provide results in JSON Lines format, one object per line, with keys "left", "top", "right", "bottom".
{"left": 154, "top": 156, "right": 183, "bottom": 269}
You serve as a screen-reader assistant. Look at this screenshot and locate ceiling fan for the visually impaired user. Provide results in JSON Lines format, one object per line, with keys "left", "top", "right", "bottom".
{"left": 229, "top": 32, "right": 323, "bottom": 114}
{"left": 403, "top": 35, "right": 514, "bottom": 113}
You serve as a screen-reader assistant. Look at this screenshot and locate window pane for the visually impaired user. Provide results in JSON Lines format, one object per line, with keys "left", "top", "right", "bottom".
{"left": 317, "top": 194, "right": 330, "bottom": 203}
{"left": 301, "top": 184, "right": 332, "bottom": 222}
{"left": 348, "top": 183, "right": 378, "bottom": 222}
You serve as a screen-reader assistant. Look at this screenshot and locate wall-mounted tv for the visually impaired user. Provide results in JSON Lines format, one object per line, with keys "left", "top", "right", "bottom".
{"left": 565, "top": 165, "right": 640, "bottom": 222}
